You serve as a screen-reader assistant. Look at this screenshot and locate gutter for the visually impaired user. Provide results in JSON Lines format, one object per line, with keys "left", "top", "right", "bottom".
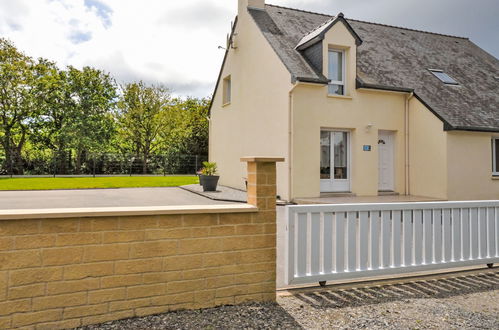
{"left": 405, "top": 92, "right": 414, "bottom": 196}
{"left": 287, "top": 83, "right": 299, "bottom": 202}
{"left": 287, "top": 81, "right": 318, "bottom": 202}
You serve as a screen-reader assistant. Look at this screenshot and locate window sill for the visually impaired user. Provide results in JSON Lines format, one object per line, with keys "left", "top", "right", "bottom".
{"left": 222, "top": 102, "right": 231, "bottom": 108}
{"left": 327, "top": 94, "right": 353, "bottom": 100}
{"left": 492, "top": 176, "right": 499, "bottom": 180}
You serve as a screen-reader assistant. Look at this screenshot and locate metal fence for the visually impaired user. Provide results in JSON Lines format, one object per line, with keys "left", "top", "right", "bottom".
{"left": 0, "top": 152, "right": 208, "bottom": 177}
{"left": 285, "top": 201, "right": 499, "bottom": 285}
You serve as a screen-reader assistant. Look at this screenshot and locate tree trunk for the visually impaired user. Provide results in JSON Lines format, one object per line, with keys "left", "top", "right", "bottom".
{"left": 2, "top": 131, "right": 12, "bottom": 175}
{"left": 142, "top": 151, "right": 148, "bottom": 174}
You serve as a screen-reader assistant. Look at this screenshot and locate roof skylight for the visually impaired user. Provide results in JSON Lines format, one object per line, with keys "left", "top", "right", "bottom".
{"left": 429, "top": 69, "right": 459, "bottom": 85}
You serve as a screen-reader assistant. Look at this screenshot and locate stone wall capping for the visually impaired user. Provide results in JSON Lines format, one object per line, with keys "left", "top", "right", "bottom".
{"left": 0, "top": 204, "right": 258, "bottom": 221}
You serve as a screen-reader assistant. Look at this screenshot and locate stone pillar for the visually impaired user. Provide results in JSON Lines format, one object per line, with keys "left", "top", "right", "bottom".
{"left": 241, "top": 157, "right": 284, "bottom": 302}
{"left": 241, "top": 157, "right": 284, "bottom": 211}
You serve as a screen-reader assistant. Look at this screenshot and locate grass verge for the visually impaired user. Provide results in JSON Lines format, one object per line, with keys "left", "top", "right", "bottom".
{"left": 0, "top": 176, "right": 198, "bottom": 190}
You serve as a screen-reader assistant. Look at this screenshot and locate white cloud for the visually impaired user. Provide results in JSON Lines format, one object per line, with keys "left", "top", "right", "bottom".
{"left": 0, "top": 0, "right": 497, "bottom": 98}
{"left": 0, "top": 0, "right": 237, "bottom": 97}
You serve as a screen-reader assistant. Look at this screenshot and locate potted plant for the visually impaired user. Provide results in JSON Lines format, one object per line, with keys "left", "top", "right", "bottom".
{"left": 196, "top": 169, "right": 204, "bottom": 186}
{"left": 200, "top": 161, "right": 219, "bottom": 192}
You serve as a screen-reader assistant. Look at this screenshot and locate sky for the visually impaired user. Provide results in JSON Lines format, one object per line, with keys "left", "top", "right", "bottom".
{"left": 0, "top": 0, "right": 497, "bottom": 98}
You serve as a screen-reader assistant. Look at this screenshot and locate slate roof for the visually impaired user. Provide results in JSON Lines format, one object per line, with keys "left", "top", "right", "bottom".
{"left": 248, "top": 4, "right": 499, "bottom": 132}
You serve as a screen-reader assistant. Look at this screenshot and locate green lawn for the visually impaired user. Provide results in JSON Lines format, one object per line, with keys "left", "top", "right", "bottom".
{"left": 0, "top": 176, "right": 199, "bottom": 190}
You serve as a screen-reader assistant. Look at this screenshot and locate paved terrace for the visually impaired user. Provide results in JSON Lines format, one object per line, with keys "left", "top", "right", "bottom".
{"left": 0, "top": 187, "right": 233, "bottom": 210}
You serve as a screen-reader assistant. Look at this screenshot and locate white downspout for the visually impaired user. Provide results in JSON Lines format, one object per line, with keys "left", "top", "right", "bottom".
{"left": 405, "top": 92, "right": 414, "bottom": 196}
{"left": 287, "top": 83, "right": 299, "bottom": 202}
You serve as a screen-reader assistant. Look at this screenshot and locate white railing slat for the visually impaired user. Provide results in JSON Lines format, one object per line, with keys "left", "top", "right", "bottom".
{"left": 486, "top": 208, "right": 495, "bottom": 258}
{"left": 496, "top": 207, "right": 499, "bottom": 257}
{"left": 370, "top": 211, "right": 380, "bottom": 270}
{"left": 392, "top": 210, "right": 402, "bottom": 267}
{"left": 462, "top": 208, "right": 470, "bottom": 260}
{"left": 285, "top": 208, "right": 295, "bottom": 285}
{"left": 359, "top": 211, "right": 369, "bottom": 271}
{"left": 443, "top": 209, "right": 452, "bottom": 262}
{"left": 451, "top": 208, "right": 461, "bottom": 261}
{"left": 285, "top": 201, "right": 499, "bottom": 285}
{"left": 433, "top": 209, "right": 442, "bottom": 263}
{"left": 347, "top": 211, "right": 357, "bottom": 271}
{"left": 470, "top": 208, "right": 479, "bottom": 259}
{"left": 423, "top": 209, "right": 433, "bottom": 264}
{"left": 323, "top": 212, "right": 334, "bottom": 274}
{"left": 310, "top": 213, "right": 321, "bottom": 275}
{"left": 296, "top": 213, "right": 307, "bottom": 277}
{"left": 403, "top": 210, "right": 413, "bottom": 266}
{"left": 413, "top": 210, "right": 423, "bottom": 265}
{"left": 478, "top": 208, "right": 487, "bottom": 259}
{"left": 334, "top": 212, "right": 346, "bottom": 273}
{"left": 381, "top": 210, "right": 391, "bottom": 268}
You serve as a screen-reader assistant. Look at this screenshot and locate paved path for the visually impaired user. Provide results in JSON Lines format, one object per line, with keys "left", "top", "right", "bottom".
{"left": 0, "top": 187, "right": 233, "bottom": 210}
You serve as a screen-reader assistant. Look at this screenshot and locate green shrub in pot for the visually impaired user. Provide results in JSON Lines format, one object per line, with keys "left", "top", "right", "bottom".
{"left": 200, "top": 162, "right": 219, "bottom": 191}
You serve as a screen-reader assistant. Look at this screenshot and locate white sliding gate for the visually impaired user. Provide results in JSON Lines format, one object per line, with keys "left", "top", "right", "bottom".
{"left": 285, "top": 201, "right": 499, "bottom": 285}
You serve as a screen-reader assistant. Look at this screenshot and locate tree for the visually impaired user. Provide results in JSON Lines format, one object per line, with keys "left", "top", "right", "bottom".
{"left": 65, "top": 66, "right": 117, "bottom": 171}
{"left": 31, "top": 59, "right": 72, "bottom": 173}
{"left": 116, "top": 82, "right": 171, "bottom": 174}
{"left": 0, "top": 38, "right": 38, "bottom": 174}
{"left": 31, "top": 64, "right": 117, "bottom": 173}
{"left": 162, "top": 97, "right": 209, "bottom": 155}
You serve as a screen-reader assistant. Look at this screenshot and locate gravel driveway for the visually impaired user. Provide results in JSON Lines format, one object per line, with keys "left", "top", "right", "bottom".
{"left": 78, "top": 270, "right": 498, "bottom": 330}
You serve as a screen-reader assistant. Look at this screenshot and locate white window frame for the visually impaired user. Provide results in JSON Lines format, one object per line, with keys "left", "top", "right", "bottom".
{"left": 493, "top": 137, "right": 499, "bottom": 176}
{"left": 320, "top": 128, "right": 352, "bottom": 193}
{"left": 428, "top": 69, "right": 459, "bottom": 85}
{"left": 328, "top": 49, "right": 346, "bottom": 96}
{"left": 222, "top": 75, "right": 231, "bottom": 105}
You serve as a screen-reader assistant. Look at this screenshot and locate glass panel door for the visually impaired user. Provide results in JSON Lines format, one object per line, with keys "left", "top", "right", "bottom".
{"left": 333, "top": 132, "right": 348, "bottom": 180}
{"left": 320, "top": 130, "right": 350, "bottom": 192}
{"left": 320, "top": 131, "right": 331, "bottom": 179}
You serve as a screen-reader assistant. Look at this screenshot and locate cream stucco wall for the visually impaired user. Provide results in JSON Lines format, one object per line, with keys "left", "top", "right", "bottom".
{"left": 209, "top": 1, "right": 292, "bottom": 199}
{"left": 446, "top": 131, "right": 499, "bottom": 200}
{"left": 408, "top": 98, "right": 448, "bottom": 199}
{"left": 210, "top": 3, "right": 498, "bottom": 202}
{"left": 290, "top": 21, "right": 407, "bottom": 199}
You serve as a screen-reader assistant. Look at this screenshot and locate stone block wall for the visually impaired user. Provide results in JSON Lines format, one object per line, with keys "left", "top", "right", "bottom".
{"left": 0, "top": 157, "right": 282, "bottom": 329}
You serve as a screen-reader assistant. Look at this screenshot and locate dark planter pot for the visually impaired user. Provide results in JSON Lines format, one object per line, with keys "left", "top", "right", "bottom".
{"left": 201, "top": 175, "right": 219, "bottom": 192}
{"left": 198, "top": 174, "right": 204, "bottom": 186}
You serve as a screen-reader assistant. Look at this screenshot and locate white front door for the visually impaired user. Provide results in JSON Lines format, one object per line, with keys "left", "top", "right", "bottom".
{"left": 320, "top": 130, "right": 350, "bottom": 192}
{"left": 378, "top": 131, "right": 394, "bottom": 191}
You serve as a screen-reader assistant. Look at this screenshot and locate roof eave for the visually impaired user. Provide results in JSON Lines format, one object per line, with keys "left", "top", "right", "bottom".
{"left": 295, "top": 13, "right": 363, "bottom": 51}
{"left": 355, "top": 79, "right": 414, "bottom": 93}
{"left": 444, "top": 125, "right": 499, "bottom": 133}
{"left": 295, "top": 76, "right": 330, "bottom": 84}
{"left": 208, "top": 16, "right": 238, "bottom": 115}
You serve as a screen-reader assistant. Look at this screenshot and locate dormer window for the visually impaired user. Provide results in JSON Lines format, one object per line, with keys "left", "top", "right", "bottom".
{"left": 328, "top": 49, "right": 345, "bottom": 95}
{"left": 429, "top": 69, "right": 459, "bottom": 85}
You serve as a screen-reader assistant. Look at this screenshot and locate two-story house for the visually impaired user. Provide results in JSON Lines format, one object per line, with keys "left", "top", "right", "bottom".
{"left": 209, "top": 0, "right": 499, "bottom": 202}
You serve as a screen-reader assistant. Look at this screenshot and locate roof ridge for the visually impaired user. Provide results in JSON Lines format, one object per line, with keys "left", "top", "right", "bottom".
{"left": 302, "top": 16, "right": 335, "bottom": 38}
{"left": 347, "top": 18, "right": 469, "bottom": 40}
{"left": 265, "top": 4, "right": 331, "bottom": 18}
{"left": 266, "top": 3, "right": 469, "bottom": 40}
